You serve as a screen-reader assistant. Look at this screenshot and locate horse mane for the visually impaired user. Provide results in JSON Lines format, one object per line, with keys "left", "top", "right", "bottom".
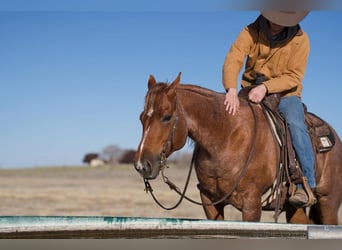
{"left": 149, "top": 81, "right": 248, "bottom": 110}
{"left": 177, "top": 84, "right": 223, "bottom": 98}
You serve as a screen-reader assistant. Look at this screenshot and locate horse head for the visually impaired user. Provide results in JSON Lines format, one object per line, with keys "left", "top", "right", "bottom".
{"left": 134, "top": 73, "right": 188, "bottom": 179}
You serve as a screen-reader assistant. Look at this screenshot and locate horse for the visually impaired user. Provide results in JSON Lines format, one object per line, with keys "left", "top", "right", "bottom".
{"left": 134, "top": 73, "right": 342, "bottom": 224}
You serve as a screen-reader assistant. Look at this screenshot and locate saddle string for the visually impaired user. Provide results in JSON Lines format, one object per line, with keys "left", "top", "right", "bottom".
{"left": 260, "top": 102, "right": 317, "bottom": 216}
{"left": 260, "top": 103, "right": 288, "bottom": 221}
{"left": 144, "top": 99, "right": 258, "bottom": 209}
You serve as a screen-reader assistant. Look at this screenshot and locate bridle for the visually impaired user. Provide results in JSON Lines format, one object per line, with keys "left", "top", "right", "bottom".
{"left": 160, "top": 113, "right": 179, "bottom": 171}
{"left": 143, "top": 95, "right": 190, "bottom": 210}
{"left": 143, "top": 96, "right": 258, "bottom": 211}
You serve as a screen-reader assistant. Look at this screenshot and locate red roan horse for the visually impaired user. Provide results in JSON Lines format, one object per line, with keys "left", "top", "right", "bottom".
{"left": 134, "top": 73, "right": 342, "bottom": 224}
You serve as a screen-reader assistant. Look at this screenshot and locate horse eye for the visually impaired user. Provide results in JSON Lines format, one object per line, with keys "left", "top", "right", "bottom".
{"left": 162, "top": 114, "right": 172, "bottom": 122}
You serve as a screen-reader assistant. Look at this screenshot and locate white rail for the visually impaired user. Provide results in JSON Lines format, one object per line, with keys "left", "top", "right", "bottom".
{"left": 0, "top": 216, "right": 341, "bottom": 239}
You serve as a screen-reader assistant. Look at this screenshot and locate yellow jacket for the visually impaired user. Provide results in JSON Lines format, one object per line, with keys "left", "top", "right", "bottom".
{"left": 222, "top": 16, "right": 310, "bottom": 97}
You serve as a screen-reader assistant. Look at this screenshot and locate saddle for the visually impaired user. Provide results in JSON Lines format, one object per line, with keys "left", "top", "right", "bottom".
{"left": 238, "top": 87, "right": 336, "bottom": 219}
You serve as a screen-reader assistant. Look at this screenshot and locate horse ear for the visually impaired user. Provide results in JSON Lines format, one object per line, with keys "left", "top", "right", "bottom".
{"left": 148, "top": 75, "right": 157, "bottom": 89}
{"left": 170, "top": 72, "right": 181, "bottom": 90}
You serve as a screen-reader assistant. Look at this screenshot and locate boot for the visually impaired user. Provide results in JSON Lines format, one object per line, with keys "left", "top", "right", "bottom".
{"left": 288, "top": 188, "right": 310, "bottom": 208}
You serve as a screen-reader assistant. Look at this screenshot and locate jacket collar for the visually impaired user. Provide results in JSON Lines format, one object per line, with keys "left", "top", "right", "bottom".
{"left": 249, "top": 15, "right": 303, "bottom": 47}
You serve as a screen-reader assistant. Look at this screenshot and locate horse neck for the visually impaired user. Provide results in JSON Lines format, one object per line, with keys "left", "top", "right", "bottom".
{"left": 176, "top": 85, "right": 238, "bottom": 148}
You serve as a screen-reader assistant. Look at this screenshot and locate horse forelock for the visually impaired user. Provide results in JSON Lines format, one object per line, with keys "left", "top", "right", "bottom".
{"left": 144, "top": 83, "right": 173, "bottom": 116}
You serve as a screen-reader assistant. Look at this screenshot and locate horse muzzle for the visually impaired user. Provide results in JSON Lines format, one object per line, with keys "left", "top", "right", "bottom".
{"left": 134, "top": 159, "right": 160, "bottom": 180}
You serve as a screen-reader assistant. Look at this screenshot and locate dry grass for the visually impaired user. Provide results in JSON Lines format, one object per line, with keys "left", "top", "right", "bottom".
{"left": 0, "top": 164, "right": 204, "bottom": 218}
{"left": 0, "top": 164, "right": 340, "bottom": 224}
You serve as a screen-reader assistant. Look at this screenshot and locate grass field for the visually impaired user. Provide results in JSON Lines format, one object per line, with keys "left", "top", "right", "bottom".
{"left": 0, "top": 164, "right": 340, "bottom": 224}
{"left": 0, "top": 164, "right": 206, "bottom": 219}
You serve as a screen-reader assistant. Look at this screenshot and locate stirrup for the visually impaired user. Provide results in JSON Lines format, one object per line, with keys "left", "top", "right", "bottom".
{"left": 302, "top": 177, "right": 317, "bottom": 206}
{"left": 288, "top": 178, "right": 317, "bottom": 208}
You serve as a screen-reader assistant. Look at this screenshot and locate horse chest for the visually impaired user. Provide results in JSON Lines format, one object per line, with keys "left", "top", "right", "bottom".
{"left": 197, "top": 175, "right": 243, "bottom": 206}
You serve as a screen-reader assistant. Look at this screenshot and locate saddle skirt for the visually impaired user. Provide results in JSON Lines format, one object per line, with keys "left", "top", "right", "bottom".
{"left": 305, "top": 111, "right": 336, "bottom": 153}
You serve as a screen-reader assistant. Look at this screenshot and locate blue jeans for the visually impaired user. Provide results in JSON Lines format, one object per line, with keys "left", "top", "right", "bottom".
{"left": 278, "top": 96, "right": 316, "bottom": 188}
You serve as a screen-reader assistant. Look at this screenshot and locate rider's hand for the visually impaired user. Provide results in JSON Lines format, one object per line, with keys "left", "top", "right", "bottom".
{"left": 248, "top": 84, "right": 267, "bottom": 103}
{"left": 224, "top": 88, "right": 240, "bottom": 116}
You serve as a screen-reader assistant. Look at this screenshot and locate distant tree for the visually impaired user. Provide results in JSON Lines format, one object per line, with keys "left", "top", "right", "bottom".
{"left": 82, "top": 153, "right": 100, "bottom": 164}
{"left": 101, "top": 145, "right": 124, "bottom": 165}
{"left": 119, "top": 149, "right": 136, "bottom": 164}
{"left": 82, "top": 153, "right": 106, "bottom": 167}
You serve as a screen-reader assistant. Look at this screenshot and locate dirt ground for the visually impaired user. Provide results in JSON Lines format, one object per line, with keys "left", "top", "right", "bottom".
{"left": 0, "top": 164, "right": 340, "bottom": 224}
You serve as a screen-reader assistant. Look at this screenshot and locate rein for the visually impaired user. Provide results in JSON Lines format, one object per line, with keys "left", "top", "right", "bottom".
{"left": 144, "top": 99, "right": 258, "bottom": 210}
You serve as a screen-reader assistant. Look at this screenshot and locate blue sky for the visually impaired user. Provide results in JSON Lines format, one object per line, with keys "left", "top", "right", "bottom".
{"left": 0, "top": 6, "right": 341, "bottom": 168}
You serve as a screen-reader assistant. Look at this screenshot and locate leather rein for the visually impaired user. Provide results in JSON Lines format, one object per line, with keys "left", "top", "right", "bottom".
{"left": 143, "top": 97, "right": 258, "bottom": 210}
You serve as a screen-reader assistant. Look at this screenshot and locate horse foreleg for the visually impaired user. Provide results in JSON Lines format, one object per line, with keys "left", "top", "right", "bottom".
{"left": 241, "top": 194, "right": 262, "bottom": 222}
{"left": 242, "top": 204, "right": 261, "bottom": 222}
{"left": 286, "top": 206, "right": 308, "bottom": 224}
{"left": 312, "top": 195, "right": 339, "bottom": 225}
{"left": 200, "top": 192, "right": 224, "bottom": 220}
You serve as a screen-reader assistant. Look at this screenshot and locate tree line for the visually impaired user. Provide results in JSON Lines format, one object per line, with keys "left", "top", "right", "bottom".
{"left": 82, "top": 144, "right": 193, "bottom": 166}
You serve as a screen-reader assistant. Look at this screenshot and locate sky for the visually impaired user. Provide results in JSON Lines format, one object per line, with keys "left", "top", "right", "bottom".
{"left": 1, "top": 2, "right": 342, "bottom": 168}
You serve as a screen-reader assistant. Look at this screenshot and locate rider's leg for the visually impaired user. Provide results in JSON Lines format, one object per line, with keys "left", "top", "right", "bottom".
{"left": 278, "top": 96, "right": 316, "bottom": 207}
{"left": 278, "top": 96, "right": 316, "bottom": 188}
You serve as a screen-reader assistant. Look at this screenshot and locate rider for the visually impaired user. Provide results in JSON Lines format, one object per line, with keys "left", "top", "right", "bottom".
{"left": 222, "top": 11, "right": 316, "bottom": 207}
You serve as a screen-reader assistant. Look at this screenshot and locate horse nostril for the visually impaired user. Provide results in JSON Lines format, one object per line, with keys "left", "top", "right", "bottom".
{"left": 145, "top": 160, "right": 152, "bottom": 173}
{"left": 134, "top": 160, "right": 152, "bottom": 175}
